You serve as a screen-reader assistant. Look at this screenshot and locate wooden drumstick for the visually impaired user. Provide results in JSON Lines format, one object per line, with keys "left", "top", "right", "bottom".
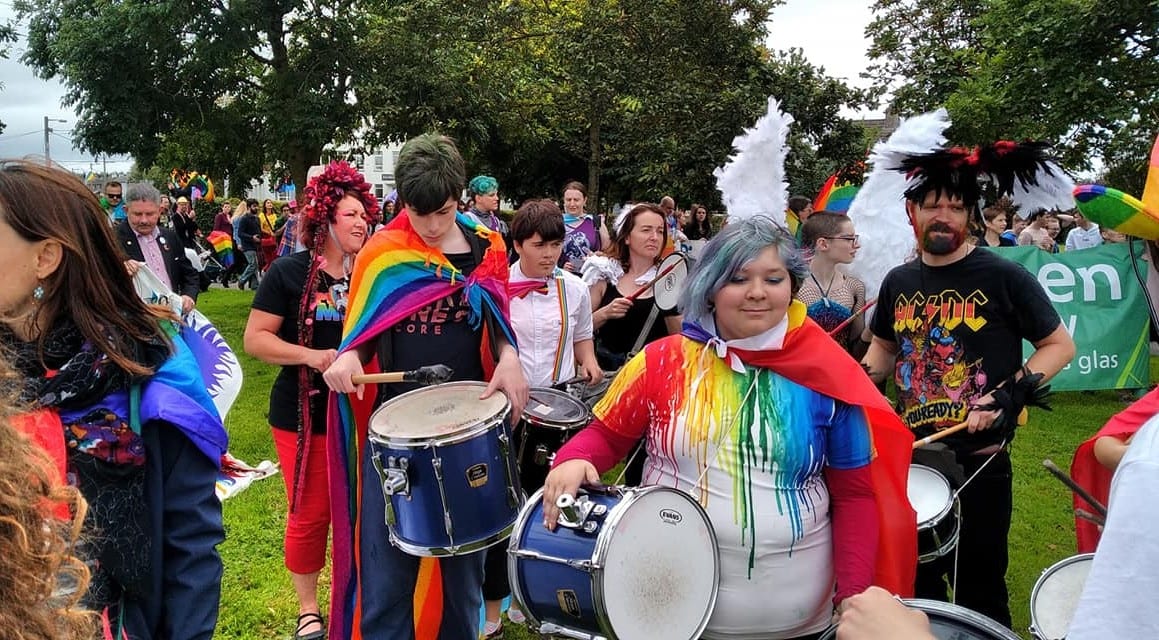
{"left": 624, "top": 258, "right": 684, "bottom": 302}
{"left": 351, "top": 364, "right": 454, "bottom": 386}
{"left": 1043, "top": 458, "right": 1109, "bottom": 517}
{"left": 911, "top": 420, "right": 970, "bottom": 449}
{"left": 1075, "top": 508, "right": 1106, "bottom": 527}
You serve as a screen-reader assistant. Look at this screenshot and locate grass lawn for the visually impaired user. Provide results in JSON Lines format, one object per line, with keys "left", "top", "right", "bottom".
{"left": 201, "top": 288, "right": 1145, "bottom": 640}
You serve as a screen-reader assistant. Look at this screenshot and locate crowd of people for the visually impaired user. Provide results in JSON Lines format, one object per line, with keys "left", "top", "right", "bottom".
{"left": 0, "top": 124, "right": 1152, "bottom": 640}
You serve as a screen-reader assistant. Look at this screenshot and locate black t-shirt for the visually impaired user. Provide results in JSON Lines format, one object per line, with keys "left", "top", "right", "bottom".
{"left": 252, "top": 252, "right": 347, "bottom": 433}
{"left": 376, "top": 250, "right": 486, "bottom": 404}
{"left": 870, "top": 248, "right": 1061, "bottom": 452}
{"left": 593, "top": 278, "right": 678, "bottom": 370}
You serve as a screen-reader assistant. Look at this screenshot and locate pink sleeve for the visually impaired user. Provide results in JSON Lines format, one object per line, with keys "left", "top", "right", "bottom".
{"left": 825, "top": 464, "right": 878, "bottom": 604}
{"left": 552, "top": 417, "right": 640, "bottom": 473}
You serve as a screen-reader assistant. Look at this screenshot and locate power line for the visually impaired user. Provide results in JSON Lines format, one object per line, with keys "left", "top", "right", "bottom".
{"left": 0, "top": 129, "right": 43, "bottom": 142}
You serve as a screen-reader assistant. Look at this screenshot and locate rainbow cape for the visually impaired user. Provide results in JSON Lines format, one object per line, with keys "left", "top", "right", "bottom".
{"left": 1074, "top": 133, "right": 1159, "bottom": 240}
{"left": 327, "top": 211, "right": 516, "bottom": 640}
{"left": 690, "top": 301, "right": 918, "bottom": 595}
{"left": 207, "top": 230, "right": 234, "bottom": 268}
{"left": 1070, "top": 386, "right": 1159, "bottom": 552}
{"left": 813, "top": 173, "right": 860, "bottom": 214}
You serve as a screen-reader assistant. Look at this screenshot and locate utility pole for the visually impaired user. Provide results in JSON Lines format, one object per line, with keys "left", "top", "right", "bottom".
{"left": 43, "top": 116, "right": 68, "bottom": 166}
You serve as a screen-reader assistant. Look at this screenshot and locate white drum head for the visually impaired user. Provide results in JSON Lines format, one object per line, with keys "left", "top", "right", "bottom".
{"left": 524, "top": 388, "right": 589, "bottom": 429}
{"left": 907, "top": 464, "right": 953, "bottom": 526}
{"left": 1031, "top": 554, "right": 1093, "bottom": 640}
{"left": 370, "top": 381, "right": 507, "bottom": 439}
{"left": 601, "top": 487, "right": 718, "bottom": 640}
{"left": 653, "top": 253, "right": 688, "bottom": 312}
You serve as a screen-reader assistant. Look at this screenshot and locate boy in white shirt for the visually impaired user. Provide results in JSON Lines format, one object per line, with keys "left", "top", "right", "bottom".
{"left": 481, "top": 198, "right": 602, "bottom": 638}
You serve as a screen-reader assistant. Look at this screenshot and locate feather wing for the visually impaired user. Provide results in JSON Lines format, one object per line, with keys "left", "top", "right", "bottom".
{"left": 714, "top": 96, "right": 794, "bottom": 225}
{"left": 848, "top": 109, "right": 952, "bottom": 300}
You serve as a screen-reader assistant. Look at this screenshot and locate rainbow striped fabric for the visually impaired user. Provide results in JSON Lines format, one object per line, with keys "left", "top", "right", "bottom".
{"left": 206, "top": 230, "right": 234, "bottom": 268}
{"left": 327, "top": 211, "right": 516, "bottom": 640}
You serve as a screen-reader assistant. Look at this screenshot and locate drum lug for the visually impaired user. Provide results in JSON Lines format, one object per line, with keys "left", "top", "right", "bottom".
{"left": 534, "top": 444, "right": 550, "bottom": 466}
{"left": 555, "top": 493, "right": 602, "bottom": 533}
{"left": 371, "top": 452, "right": 410, "bottom": 526}
{"left": 496, "top": 430, "right": 521, "bottom": 509}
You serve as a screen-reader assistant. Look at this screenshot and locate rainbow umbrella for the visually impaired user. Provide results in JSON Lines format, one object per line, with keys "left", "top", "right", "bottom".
{"left": 1074, "top": 133, "right": 1159, "bottom": 240}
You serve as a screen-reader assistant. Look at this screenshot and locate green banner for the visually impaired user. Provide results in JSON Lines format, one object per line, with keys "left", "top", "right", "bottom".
{"left": 992, "top": 243, "right": 1150, "bottom": 391}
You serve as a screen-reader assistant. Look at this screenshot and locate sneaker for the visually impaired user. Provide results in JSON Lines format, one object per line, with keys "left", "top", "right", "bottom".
{"left": 506, "top": 606, "right": 526, "bottom": 624}
{"left": 480, "top": 621, "right": 503, "bottom": 639}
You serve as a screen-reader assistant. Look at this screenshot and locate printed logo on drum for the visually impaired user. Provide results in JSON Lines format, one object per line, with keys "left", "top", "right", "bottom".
{"left": 659, "top": 508, "right": 683, "bottom": 525}
{"left": 466, "top": 463, "right": 489, "bottom": 488}
{"left": 556, "top": 589, "right": 582, "bottom": 618}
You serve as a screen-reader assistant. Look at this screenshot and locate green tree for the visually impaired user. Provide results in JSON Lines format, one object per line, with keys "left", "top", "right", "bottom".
{"left": 0, "top": 22, "right": 17, "bottom": 134}
{"left": 865, "top": 0, "right": 1158, "bottom": 183}
{"left": 17, "top": 0, "right": 370, "bottom": 192}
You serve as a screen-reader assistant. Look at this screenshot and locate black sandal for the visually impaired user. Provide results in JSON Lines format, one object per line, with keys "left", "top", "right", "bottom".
{"left": 295, "top": 612, "right": 326, "bottom": 640}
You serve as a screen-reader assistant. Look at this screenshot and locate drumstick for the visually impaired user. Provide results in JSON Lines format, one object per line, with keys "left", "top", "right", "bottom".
{"left": 351, "top": 364, "right": 454, "bottom": 386}
{"left": 1043, "top": 459, "right": 1109, "bottom": 517}
{"left": 624, "top": 258, "right": 684, "bottom": 302}
{"left": 1075, "top": 508, "right": 1106, "bottom": 527}
{"left": 827, "top": 298, "right": 877, "bottom": 337}
{"left": 911, "top": 420, "right": 970, "bottom": 449}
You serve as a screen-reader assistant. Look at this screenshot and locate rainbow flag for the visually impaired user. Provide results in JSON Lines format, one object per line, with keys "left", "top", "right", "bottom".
{"left": 207, "top": 230, "right": 234, "bottom": 268}
{"left": 813, "top": 173, "right": 860, "bottom": 214}
{"left": 327, "top": 211, "right": 516, "bottom": 640}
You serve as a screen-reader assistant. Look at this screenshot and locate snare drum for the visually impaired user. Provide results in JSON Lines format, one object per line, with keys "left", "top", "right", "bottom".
{"left": 908, "top": 464, "right": 960, "bottom": 563}
{"left": 508, "top": 485, "right": 719, "bottom": 640}
{"left": 517, "top": 388, "right": 591, "bottom": 487}
{"left": 367, "top": 381, "right": 523, "bottom": 557}
{"left": 1029, "top": 553, "right": 1094, "bottom": 640}
{"left": 820, "top": 599, "right": 1020, "bottom": 639}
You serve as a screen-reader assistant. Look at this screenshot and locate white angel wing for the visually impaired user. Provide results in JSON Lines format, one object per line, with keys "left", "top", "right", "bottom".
{"left": 848, "top": 109, "right": 953, "bottom": 300}
{"left": 714, "top": 96, "right": 794, "bottom": 225}
{"left": 1004, "top": 161, "right": 1076, "bottom": 218}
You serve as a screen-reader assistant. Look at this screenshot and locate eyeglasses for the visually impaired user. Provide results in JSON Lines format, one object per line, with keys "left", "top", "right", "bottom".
{"left": 824, "top": 234, "right": 859, "bottom": 243}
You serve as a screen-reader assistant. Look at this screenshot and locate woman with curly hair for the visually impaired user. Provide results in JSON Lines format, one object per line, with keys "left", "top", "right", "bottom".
{"left": 0, "top": 160, "right": 228, "bottom": 640}
{"left": 1, "top": 366, "right": 93, "bottom": 640}
{"left": 243, "top": 161, "right": 378, "bottom": 640}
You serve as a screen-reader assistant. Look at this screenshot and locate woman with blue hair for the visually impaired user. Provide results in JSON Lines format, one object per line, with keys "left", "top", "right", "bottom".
{"left": 542, "top": 216, "right": 916, "bottom": 639}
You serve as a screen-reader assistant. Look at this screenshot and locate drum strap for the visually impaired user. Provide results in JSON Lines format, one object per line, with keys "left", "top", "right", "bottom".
{"left": 628, "top": 304, "right": 661, "bottom": 359}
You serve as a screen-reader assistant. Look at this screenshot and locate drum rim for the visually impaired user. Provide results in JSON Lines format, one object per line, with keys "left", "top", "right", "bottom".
{"left": 1028, "top": 552, "right": 1095, "bottom": 639}
{"left": 590, "top": 485, "right": 720, "bottom": 640}
{"left": 909, "top": 463, "right": 957, "bottom": 526}
{"left": 902, "top": 598, "right": 1023, "bottom": 640}
{"left": 507, "top": 486, "right": 550, "bottom": 635}
{"left": 524, "top": 387, "right": 592, "bottom": 430}
{"left": 367, "top": 381, "right": 510, "bottom": 447}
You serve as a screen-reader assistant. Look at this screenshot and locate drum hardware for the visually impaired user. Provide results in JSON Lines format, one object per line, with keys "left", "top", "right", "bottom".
{"left": 555, "top": 492, "right": 609, "bottom": 533}
{"left": 496, "top": 430, "right": 520, "bottom": 509}
{"left": 821, "top": 598, "right": 1020, "bottom": 640}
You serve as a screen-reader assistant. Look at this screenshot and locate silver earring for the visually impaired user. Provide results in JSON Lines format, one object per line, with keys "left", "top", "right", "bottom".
{"left": 33, "top": 284, "right": 44, "bottom": 301}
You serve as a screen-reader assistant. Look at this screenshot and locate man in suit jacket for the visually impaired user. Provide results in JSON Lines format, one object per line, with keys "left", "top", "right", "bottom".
{"left": 117, "top": 182, "right": 200, "bottom": 314}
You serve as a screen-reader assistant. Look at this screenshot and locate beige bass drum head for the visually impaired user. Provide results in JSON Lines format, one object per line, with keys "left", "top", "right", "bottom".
{"left": 370, "top": 381, "right": 508, "bottom": 440}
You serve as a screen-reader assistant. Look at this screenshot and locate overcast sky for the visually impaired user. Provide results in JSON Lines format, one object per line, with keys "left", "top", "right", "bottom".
{"left": 0, "top": 0, "right": 880, "bottom": 175}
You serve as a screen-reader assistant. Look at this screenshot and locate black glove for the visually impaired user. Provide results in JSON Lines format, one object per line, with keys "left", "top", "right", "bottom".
{"left": 973, "top": 369, "right": 1052, "bottom": 438}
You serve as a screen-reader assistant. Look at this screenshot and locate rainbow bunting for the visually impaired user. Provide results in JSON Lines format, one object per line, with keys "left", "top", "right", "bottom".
{"left": 1074, "top": 133, "right": 1159, "bottom": 240}
{"left": 327, "top": 211, "right": 516, "bottom": 640}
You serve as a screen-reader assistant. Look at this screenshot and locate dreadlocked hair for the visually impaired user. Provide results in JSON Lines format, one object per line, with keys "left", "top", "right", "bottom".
{"left": 290, "top": 160, "right": 378, "bottom": 510}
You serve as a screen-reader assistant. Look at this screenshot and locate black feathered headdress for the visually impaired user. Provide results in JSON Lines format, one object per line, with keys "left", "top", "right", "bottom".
{"left": 896, "top": 140, "right": 1075, "bottom": 217}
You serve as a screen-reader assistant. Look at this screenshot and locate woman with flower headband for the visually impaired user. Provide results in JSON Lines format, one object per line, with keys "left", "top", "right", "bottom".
{"left": 0, "top": 160, "right": 227, "bottom": 640}
{"left": 244, "top": 161, "right": 377, "bottom": 640}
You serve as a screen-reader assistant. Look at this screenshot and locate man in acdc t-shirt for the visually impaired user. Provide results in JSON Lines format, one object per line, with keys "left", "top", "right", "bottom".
{"left": 862, "top": 143, "right": 1075, "bottom": 628}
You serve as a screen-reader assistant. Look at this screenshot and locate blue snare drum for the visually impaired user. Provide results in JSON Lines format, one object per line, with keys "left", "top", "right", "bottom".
{"left": 508, "top": 485, "right": 719, "bottom": 640}
{"left": 367, "top": 381, "right": 523, "bottom": 556}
